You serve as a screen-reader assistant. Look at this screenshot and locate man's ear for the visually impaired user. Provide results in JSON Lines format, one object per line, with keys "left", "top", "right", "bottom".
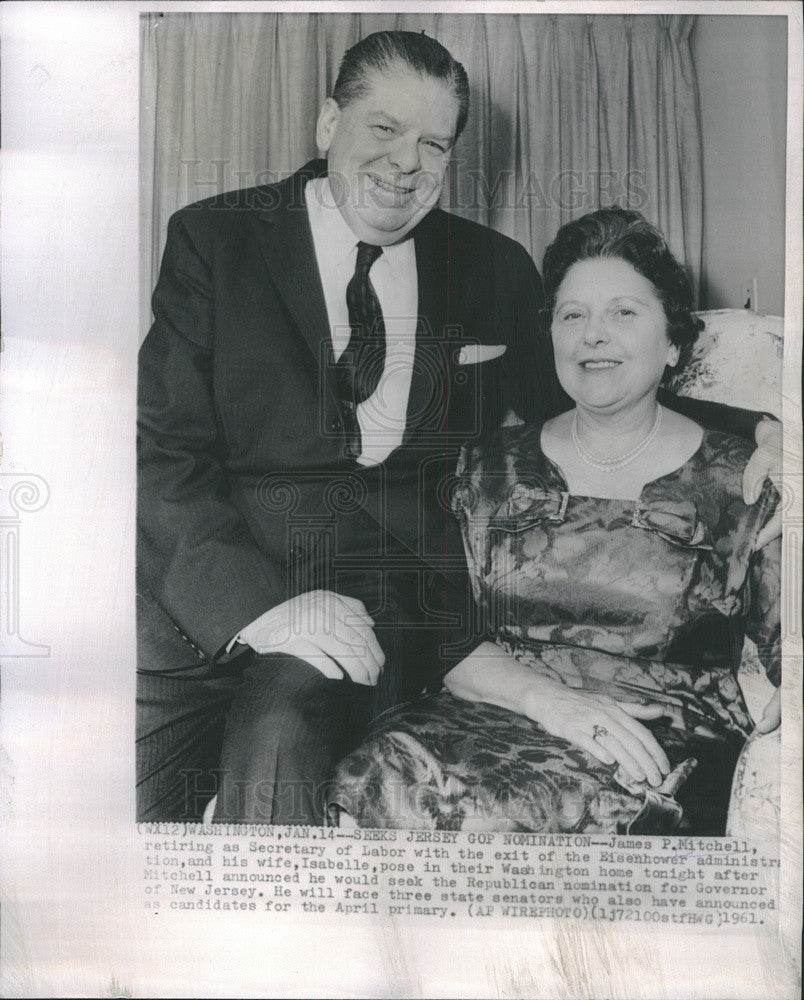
{"left": 315, "top": 98, "right": 341, "bottom": 153}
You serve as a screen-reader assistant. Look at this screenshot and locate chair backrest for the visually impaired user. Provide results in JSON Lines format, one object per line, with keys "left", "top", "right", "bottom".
{"left": 665, "top": 309, "right": 783, "bottom": 420}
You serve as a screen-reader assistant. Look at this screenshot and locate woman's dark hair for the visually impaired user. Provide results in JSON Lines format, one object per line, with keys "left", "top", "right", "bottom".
{"left": 332, "top": 31, "right": 470, "bottom": 140}
{"left": 541, "top": 207, "right": 703, "bottom": 373}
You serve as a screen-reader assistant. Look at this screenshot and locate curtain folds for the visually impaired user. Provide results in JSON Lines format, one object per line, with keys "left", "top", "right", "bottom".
{"left": 140, "top": 12, "right": 703, "bottom": 336}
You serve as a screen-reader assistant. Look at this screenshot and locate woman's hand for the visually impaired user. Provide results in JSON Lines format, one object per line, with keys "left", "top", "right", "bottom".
{"left": 744, "top": 417, "right": 783, "bottom": 549}
{"left": 446, "top": 643, "right": 671, "bottom": 785}
{"left": 523, "top": 678, "right": 671, "bottom": 787}
{"left": 754, "top": 687, "right": 781, "bottom": 734}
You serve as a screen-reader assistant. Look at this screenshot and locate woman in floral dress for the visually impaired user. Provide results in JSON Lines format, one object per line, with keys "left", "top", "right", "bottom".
{"left": 327, "top": 208, "right": 781, "bottom": 836}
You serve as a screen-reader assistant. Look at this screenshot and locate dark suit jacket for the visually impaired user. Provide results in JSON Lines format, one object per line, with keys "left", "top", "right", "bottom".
{"left": 137, "top": 160, "right": 569, "bottom": 664}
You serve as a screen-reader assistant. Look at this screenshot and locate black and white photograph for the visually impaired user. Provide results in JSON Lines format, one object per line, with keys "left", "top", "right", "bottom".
{"left": 2, "top": 2, "right": 801, "bottom": 997}
{"left": 138, "top": 10, "right": 787, "bottom": 836}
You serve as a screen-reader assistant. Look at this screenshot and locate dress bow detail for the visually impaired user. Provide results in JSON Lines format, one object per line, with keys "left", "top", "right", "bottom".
{"left": 631, "top": 499, "right": 713, "bottom": 549}
{"left": 492, "top": 484, "right": 570, "bottom": 527}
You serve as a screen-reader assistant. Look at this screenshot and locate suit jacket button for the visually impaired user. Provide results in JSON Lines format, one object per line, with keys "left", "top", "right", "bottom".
{"left": 329, "top": 418, "right": 342, "bottom": 432}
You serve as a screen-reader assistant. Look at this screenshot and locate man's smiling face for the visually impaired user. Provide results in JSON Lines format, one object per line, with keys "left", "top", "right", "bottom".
{"left": 316, "top": 63, "right": 460, "bottom": 245}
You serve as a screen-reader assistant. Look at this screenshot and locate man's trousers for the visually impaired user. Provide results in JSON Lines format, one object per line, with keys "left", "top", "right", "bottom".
{"left": 136, "top": 559, "right": 474, "bottom": 825}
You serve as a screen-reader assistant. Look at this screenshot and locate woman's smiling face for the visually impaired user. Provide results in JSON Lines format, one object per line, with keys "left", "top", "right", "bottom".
{"left": 551, "top": 256, "right": 680, "bottom": 414}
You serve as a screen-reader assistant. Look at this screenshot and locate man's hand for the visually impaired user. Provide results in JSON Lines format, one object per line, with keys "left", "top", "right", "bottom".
{"left": 237, "top": 591, "right": 385, "bottom": 685}
{"left": 743, "top": 417, "right": 783, "bottom": 548}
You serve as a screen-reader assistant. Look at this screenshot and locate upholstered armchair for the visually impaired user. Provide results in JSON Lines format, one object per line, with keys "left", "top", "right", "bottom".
{"left": 666, "top": 308, "right": 783, "bottom": 839}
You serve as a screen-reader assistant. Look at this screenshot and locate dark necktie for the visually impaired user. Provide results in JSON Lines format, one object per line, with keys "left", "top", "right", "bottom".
{"left": 344, "top": 241, "right": 386, "bottom": 404}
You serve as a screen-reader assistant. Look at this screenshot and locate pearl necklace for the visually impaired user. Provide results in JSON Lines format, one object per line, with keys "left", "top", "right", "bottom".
{"left": 571, "top": 406, "right": 663, "bottom": 471}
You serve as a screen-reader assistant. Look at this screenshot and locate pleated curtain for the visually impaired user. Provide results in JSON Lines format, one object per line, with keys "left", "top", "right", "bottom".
{"left": 140, "top": 12, "right": 702, "bottom": 338}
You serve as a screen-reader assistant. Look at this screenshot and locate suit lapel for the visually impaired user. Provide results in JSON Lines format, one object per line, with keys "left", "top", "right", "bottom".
{"left": 252, "top": 161, "right": 339, "bottom": 388}
{"left": 404, "top": 211, "right": 452, "bottom": 444}
{"left": 253, "top": 167, "right": 456, "bottom": 448}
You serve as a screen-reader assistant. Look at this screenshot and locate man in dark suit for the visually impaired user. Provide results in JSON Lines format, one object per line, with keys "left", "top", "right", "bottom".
{"left": 137, "top": 31, "right": 567, "bottom": 825}
{"left": 137, "top": 30, "right": 780, "bottom": 826}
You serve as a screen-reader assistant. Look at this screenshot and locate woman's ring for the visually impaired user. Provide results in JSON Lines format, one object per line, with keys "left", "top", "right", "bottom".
{"left": 593, "top": 724, "right": 608, "bottom": 741}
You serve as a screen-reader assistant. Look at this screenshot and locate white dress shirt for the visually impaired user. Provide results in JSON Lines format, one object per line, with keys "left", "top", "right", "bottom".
{"left": 305, "top": 178, "right": 418, "bottom": 466}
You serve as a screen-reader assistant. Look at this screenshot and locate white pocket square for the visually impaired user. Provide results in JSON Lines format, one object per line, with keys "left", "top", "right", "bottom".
{"left": 456, "top": 344, "right": 507, "bottom": 365}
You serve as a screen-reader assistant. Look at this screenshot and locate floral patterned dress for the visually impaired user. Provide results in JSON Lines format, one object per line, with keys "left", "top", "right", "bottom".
{"left": 327, "top": 426, "right": 781, "bottom": 835}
